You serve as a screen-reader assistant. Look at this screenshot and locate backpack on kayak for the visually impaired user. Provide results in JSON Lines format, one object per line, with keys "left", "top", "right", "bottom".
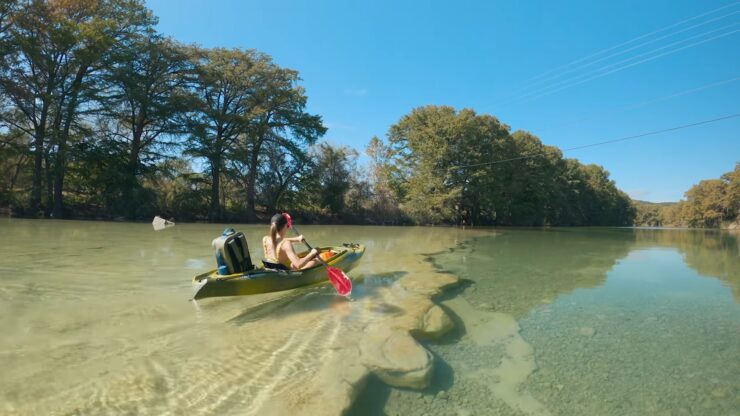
{"left": 213, "top": 228, "right": 254, "bottom": 275}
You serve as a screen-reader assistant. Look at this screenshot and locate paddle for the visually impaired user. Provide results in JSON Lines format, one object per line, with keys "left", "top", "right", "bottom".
{"left": 283, "top": 213, "right": 352, "bottom": 297}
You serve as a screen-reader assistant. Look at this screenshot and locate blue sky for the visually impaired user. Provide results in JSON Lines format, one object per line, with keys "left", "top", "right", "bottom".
{"left": 146, "top": 0, "right": 739, "bottom": 202}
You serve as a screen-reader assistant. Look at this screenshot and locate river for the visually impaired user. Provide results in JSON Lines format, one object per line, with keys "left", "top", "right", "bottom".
{"left": 0, "top": 220, "right": 737, "bottom": 415}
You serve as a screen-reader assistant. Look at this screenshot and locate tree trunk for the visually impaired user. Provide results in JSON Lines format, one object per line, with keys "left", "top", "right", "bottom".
{"left": 52, "top": 141, "right": 65, "bottom": 218}
{"left": 210, "top": 157, "right": 221, "bottom": 222}
{"left": 43, "top": 150, "right": 53, "bottom": 217}
{"left": 53, "top": 66, "right": 87, "bottom": 219}
{"left": 9, "top": 154, "right": 26, "bottom": 191}
{"left": 29, "top": 107, "right": 49, "bottom": 215}
{"left": 123, "top": 126, "right": 143, "bottom": 219}
{"left": 246, "top": 138, "right": 263, "bottom": 221}
{"left": 30, "top": 133, "right": 44, "bottom": 215}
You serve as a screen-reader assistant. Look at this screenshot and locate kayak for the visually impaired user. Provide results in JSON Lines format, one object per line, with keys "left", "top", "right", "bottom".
{"left": 191, "top": 243, "right": 365, "bottom": 300}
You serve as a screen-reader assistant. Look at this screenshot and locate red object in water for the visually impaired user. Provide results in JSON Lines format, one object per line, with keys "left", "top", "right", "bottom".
{"left": 327, "top": 266, "right": 352, "bottom": 296}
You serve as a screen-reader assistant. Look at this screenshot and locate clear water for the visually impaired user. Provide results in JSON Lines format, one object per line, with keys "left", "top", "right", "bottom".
{"left": 368, "top": 228, "right": 740, "bottom": 416}
{"left": 0, "top": 219, "right": 481, "bottom": 415}
{"left": 1, "top": 221, "right": 738, "bottom": 415}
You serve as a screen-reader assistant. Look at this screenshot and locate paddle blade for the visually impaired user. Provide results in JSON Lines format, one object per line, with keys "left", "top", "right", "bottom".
{"left": 327, "top": 266, "right": 352, "bottom": 296}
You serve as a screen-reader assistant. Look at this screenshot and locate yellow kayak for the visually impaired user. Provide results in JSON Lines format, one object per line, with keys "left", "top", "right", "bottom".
{"left": 192, "top": 243, "right": 365, "bottom": 300}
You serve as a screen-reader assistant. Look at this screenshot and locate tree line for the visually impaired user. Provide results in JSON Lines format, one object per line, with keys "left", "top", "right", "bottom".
{"left": 1, "top": 0, "right": 637, "bottom": 226}
{"left": 634, "top": 163, "right": 739, "bottom": 229}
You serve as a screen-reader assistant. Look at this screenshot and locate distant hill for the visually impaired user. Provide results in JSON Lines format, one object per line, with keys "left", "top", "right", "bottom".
{"left": 632, "top": 200, "right": 677, "bottom": 207}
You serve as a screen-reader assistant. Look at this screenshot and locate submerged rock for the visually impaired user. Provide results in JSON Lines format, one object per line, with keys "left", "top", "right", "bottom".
{"left": 579, "top": 327, "right": 596, "bottom": 337}
{"left": 360, "top": 324, "right": 434, "bottom": 389}
{"left": 421, "top": 305, "right": 454, "bottom": 338}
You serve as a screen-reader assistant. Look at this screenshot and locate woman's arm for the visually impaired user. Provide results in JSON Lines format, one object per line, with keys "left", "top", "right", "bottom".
{"left": 283, "top": 242, "right": 318, "bottom": 270}
{"left": 286, "top": 235, "right": 304, "bottom": 243}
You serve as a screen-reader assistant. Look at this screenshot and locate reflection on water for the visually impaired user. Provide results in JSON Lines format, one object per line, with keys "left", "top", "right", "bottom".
{"left": 432, "top": 228, "right": 638, "bottom": 317}
{"left": 634, "top": 228, "right": 740, "bottom": 300}
{"left": 374, "top": 228, "right": 739, "bottom": 416}
{"left": 520, "top": 248, "right": 739, "bottom": 416}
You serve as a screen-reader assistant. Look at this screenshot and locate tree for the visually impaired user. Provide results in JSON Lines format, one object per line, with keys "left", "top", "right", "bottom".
{"left": 305, "top": 143, "right": 356, "bottom": 216}
{"left": 0, "top": 0, "right": 154, "bottom": 217}
{"left": 386, "top": 106, "right": 510, "bottom": 224}
{"left": 660, "top": 163, "right": 738, "bottom": 228}
{"left": 254, "top": 136, "right": 310, "bottom": 213}
{"left": 241, "top": 64, "right": 325, "bottom": 221}
{"left": 185, "top": 47, "right": 267, "bottom": 221}
{"left": 365, "top": 136, "right": 405, "bottom": 223}
{"left": 720, "top": 162, "right": 739, "bottom": 219}
{"left": 381, "top": 105, "right": 634, "bottom": 226}
{"left": 100, "top": 32, "right": 190, "bottom": 217}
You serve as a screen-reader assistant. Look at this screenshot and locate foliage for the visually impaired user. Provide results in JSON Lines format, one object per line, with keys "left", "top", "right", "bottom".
{"left": 377, "top": 105, "right": 635, "bottom": 226}
{"left": 661, "top": 163, "right": 739, "bottom": 228}
{"left": 0, "top": 2, "right": 669, "bottom": 227}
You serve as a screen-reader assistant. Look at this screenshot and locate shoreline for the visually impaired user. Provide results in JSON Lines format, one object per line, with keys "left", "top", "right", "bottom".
{"left": 2, "top": 216, "right": 736, "bottom": 231}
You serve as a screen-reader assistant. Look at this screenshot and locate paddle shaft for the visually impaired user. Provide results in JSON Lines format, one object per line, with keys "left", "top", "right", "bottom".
{"left": 289, "top": 225, "right": 329, "bottom": 267}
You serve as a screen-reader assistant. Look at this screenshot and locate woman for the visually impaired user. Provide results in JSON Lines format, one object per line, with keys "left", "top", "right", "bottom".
{"left": 262, "top": 213, "right": 321, "bottom": 270}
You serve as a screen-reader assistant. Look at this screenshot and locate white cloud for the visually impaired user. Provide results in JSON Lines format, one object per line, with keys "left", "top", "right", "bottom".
{"left": 343, "top": 88, "right": 368, "bottom": 97}
{"left": 627, "top": 189, "right": 651, "bottom": 201}
{"left": 324, "top": 122, "right": 355, "bottom": 131}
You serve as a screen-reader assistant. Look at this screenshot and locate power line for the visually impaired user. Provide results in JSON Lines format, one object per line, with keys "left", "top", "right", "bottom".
{"left": 516, "top": 9, "right": 739, "bottom": 96}
{"left": 445, "top": 112, "right": 740, "bottom": 171}
{"left": 519, "top": 27, "right": 740, "bottom": 103}
{"left": 514, "top": 1, "right": 739, "bottom": 90}
{"left": 533, "top": 75, "right": 740, "bottom": 133}
{"left": 625, "top": 76, "right": 740, "bottom": 109}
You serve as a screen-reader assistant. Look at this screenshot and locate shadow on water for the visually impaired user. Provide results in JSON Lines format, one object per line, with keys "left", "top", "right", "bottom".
{"left": 347, "top": 283, "right": 471, "bottom": 416}
{"left": 348, "top": 351, "right": 457, "bottom": 416}
{"left": 427, "top": 279, "right": 474, "bottom": 345}
{"left": 227, "top": 271, "right": 409, "bottom": 325}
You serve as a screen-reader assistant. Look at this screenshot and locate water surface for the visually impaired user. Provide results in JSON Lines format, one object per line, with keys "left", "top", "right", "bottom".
{"left": 0, "top": 219, "right": 481, "bottom": 415}
{"left": 370, "top": 228, "right": 739, "bottom": 416}
{"left": 1, "top": 221, "right": 738, "bottom": 415}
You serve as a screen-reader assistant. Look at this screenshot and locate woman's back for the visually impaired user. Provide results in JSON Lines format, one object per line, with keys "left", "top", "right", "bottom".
{"left": 262, "top": 235, "right": 288, "bottom": 265}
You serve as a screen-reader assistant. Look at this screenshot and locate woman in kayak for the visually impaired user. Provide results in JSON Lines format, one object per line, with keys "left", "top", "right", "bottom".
{"left": 262, "top": 213, "right": 321, "bottom": 270}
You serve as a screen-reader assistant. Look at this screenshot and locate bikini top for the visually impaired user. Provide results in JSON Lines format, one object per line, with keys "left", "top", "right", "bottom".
{"left": 262, "top": 236, "right": 289, "bottom": 266}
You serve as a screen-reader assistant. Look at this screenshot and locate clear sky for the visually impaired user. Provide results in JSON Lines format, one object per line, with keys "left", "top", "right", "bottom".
{"left": 146, "top": 0, "right": 739, "bottom": 202}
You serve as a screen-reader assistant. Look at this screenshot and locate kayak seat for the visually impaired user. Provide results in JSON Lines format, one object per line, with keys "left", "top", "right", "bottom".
{"left": 212, "top": 228, "right": 254, "bottom": 275}
{"left": 262, "top": 259, "right": 290, "bottom": 271}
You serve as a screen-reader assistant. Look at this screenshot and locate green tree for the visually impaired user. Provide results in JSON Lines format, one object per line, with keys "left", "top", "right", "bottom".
{"left": 381, "top": 105, "right": 634, "bottom": 226}
{"left": 305, "top": 143, "right": 357, "bottom": 216}
{"left": 185, "top": 47, "right": 267, "bottom": 221}
{"left": 100, "top": 32, "right": 190, "bottom": 218}
{"left": 0, "top": 0, "right": 154, "bottom": 217}
{"left": 365, "top": 136, "right": 405, "bottom": 224}
{"left": 720, "top": 162, "right": 739, "bottom": 220}
{"left": 241, "top": 64, "right": 325, "bottom": 221}
{"left": 386, "top": 106, "right": 511, "bottom": 224}
{"left": 254, "top": 137, "right": 310, "bottom": 214}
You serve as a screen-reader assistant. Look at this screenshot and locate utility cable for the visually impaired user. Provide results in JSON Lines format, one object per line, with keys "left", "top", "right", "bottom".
{"left": 517, "top": 9, "right": 739, "bottom": 95}
{"left": 443, "top": 112, "right": 740, "bottom": 171}
{"left": 515, "top": 1, "right": 739, "bottom": 89}
{"left": 518, "top": 27, "right": 740, "bottom": 103}
{"left": 533, "top": 75, "right": 740, "bottom": 133}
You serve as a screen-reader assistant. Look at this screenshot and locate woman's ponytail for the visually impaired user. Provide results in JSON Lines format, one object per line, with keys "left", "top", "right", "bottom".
{"left": 270, "top": 222, "right": 278, "bottom": 255}
{"left": 269, "top": 213, "right": 288, "bottom": 257}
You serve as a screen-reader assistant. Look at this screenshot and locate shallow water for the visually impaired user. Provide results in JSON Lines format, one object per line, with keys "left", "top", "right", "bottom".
{"left": 367, "top": 228, "right": 740, "bottom": 416}
{"left": 0, "top": 219, "right": 484, "bottom": 415}
{"left": 1, "top": 221, "right": 738, "bottom": 415}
